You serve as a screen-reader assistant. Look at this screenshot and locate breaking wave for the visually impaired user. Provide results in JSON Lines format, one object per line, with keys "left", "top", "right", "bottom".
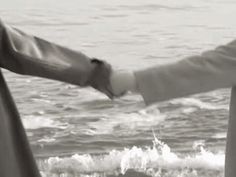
{"left": 38, "top": 134, "right": 224, "bottom": 177}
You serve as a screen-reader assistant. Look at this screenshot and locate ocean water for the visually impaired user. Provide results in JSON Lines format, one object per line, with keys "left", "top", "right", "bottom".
{"left": 1, "top": 0, "right": 236, "bottom": 176}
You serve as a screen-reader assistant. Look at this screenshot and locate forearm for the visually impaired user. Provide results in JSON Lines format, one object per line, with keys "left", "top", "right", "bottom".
{"left": 0, "top": 19, "right": 94, "bottom": 86}
{"left": 134, "top": 40, "right": 236, "bottom": 104}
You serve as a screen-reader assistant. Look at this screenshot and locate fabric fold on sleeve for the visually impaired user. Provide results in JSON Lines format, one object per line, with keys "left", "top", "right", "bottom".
{"left": 134, "top": 40, "right": 236, "bottom": 105}
{"left": 0, "top": 19, "right": 93, "bottom": 86}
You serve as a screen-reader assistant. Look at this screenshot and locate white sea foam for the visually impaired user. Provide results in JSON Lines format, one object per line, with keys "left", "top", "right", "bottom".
{"left": 170, "top": 98, "right": 228, "bottom": 110}
{"left": 39, "top": 136, "right": 224, "bottom": 177}
{"left": 22, "top": 115, "right": 68, "bottom": 129}
{"left": 38, "top": 137, "right": 56, "bottom": 143}
{"left": 212, "top": 132, "right": 227, "bottom": 139}
{"left": 86, "top": 107, "right": 166, "bottom": 135}
{"left": 181, "top": 107, "right": 197, "bottom": 114}
{"left": 31, "top": 98, "right": 53, "bottom": 104}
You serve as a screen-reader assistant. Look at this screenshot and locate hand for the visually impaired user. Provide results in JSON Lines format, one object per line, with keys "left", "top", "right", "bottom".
{"left": 87, "top": 58, "right": 114, "bottom": 99}
{"left": 110, "top": 70, "right": 138, "bottom": 96}
{"left": 87, "top": 58, "right": 137, "bottom": 99}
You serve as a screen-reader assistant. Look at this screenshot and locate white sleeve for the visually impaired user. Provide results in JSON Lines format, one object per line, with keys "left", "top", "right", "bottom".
{"left": 134, "top": 40, "right": 236, "bottom": 104}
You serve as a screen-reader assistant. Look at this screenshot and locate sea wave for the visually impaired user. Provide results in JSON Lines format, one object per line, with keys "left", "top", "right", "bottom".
{"left": 86, "top": 106, "right": 166, "bottom": 135}
{"left": 170, "top": 98, "right": 228, "bottom": 110}
{"left": 22, "top": 115, "right": 68, "bottom": 130}
{"left": 38, "top": 135, "right": 224, "bottom": 177}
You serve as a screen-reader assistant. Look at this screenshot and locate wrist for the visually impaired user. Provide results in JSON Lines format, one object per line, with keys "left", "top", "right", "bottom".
{"left": 124, "top": 71, "right": 137, "bottom": 92}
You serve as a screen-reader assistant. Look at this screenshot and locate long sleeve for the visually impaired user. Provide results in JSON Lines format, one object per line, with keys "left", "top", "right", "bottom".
{"left": 0, "top": 19, "right": 115, "bottom": 99}
{"left": 134, "top": 40, "right": 236, "bottom": 104}
{"left": 0, "top": 20, "right": 93, "bottom": 85}
{"left": 134, "top": 39, "right": 236, "bottom": 177}
{"left": 0, "top": 19, "right": 115, "bottom": 177}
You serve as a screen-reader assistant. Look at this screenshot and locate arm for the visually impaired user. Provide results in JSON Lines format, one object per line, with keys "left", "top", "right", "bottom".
{"left": 111, "top": 40, "right": 236, "bottom": 104}
{"left": 0, "top": 19, "right": 114, "bottom": 98}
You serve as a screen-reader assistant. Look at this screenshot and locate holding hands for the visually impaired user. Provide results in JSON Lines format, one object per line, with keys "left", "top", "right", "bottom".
{"left": 89, "top": 57, "right": 138, "bottom": 99}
